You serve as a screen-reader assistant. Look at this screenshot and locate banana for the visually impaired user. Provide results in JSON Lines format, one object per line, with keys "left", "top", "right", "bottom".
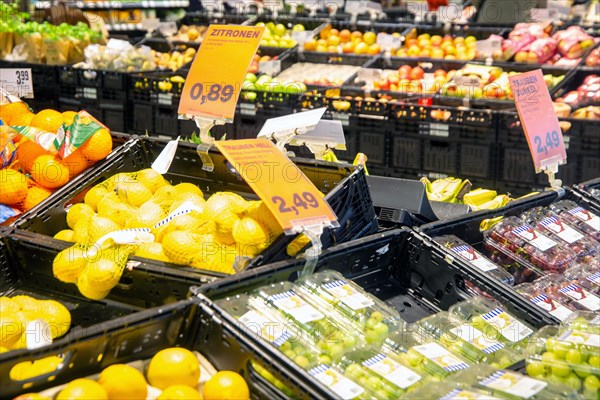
{"left": 480, "top": 216, "right": 504, "bottom": 231}
{"left": 353, "top": 153, "right": 369, "bottom": 175}
{"left": 471, "top": 194, "right": 511, "bottom": 211}
{"left": 427, "top": 178, "right": 472, "bottom": 203}
{"left": 322, "top": 148, "right": 339, "bottom": 163}
{"left": 464, "top": 188, "right": 497, "bottom": 208}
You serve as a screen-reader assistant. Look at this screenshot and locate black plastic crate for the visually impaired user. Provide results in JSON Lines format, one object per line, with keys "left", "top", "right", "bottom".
{"left": 573, "top": 178, "right": 600, "bottom": 214}
{"left": 16, "top": 136, "right": 376, "bottom": 271}
{"left": 0, "top": 233, "right": 195, "bottom": 398}
{"left": 418, "top": 187, "right": 599, "bottom": 326}
{"left": 189, "top": 227, "right": 552, "bottom": 399}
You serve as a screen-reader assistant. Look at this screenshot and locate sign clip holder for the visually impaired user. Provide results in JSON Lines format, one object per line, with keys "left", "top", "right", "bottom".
{"left": 193, "top": 116, "right": 227, "bottom": 172}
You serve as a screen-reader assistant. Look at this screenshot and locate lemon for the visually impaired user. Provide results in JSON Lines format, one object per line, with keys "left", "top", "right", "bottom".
{"left": 0, "top": 346, "right": 9, "bottom": 353}
{"left": 134, "top": 242, "right": 170, "bottom": 262}
{"left": 152, "top": 185, "right": 177, "bottom": 205}
{"left": 79, "top": 257, "right": 122, "bottom": 291}
{"left": 205, "top": 193, "right": 247, "bottom": 232}
{"left": 126, "top": 201, "right": 164, "bottom": 229}
{"left": 72, "top": 217, "right": 92, "bottom": 244}
{"left": 203, "top": 371, "right": 249, "bottom": 400}
{"left": 214, "top": 225, "right": 236, "bottom": 246}
{"left": 161, "top": 231, "right": 201, "bottom": 265}
{"left": 53, "top": 245, "right": 88, "bottom": 283}
{"left": 88, "top": 215, "right": 120, "bottom": 242}
{"left": 54, "top": 229, "right": 75, "bottom": 242}
{"left": 173, "top": 182, "right": 203, "bottom": 198}
{"left": 246, "top": 201, "right": 282, "bottom": 238}
{"left": 13, "top": 393, "right": 51, "bottom": 400}
{"left": 0, "top": 296, "right": 20, "bottom": 314}
{"left": 11, "top": 295, "right": 39, "bottom": 311}
{"left": 233, "top": 217, "right": 269, "bottom": 247}
{"left": 116, "top": 181, "right": 153, "bottom": 207}
{"left": 77, "top": 272, "right": 110, "bottom": 300}
{"left": 1, "top": 313, "right": 24, "bottom": 347}
{"left": 147, "top": 348, "right": 200, "bottom": 390}
{"left": 98, "top": 195, "right": 136, "bottom": 227}
{"left": 37, "top": 300, "right": 71, "bottom": 338}
{"left": 158, "top": 385, "right": 202, "bottom": 400}
{"left": 66, "top": 203, "right": 95, "bottom": 230}
{"left": 137, "top": 168, "right": 168, "bottom": 193}
{"left": 12, "top": 356, "right": 64, "bottom": 381}
{"left": 84, "top": 185, "right": 109, "bottom": 211}
{"left": 286, "top": 234, "right": 312, "bottom": 257}
{"left": 103, "top": 172, "right": 136, "bottom": 191}
{"left": 98, "top": 364, "right": 148, "bottom": 399}
{"left": 169, "top": 192, "right": 206, "bottom": 215}
{"left": 57, "top": 378, "right": 108, "bottom": 400}
{"left": 192, "top": 243, "right": 236, "bottom": 274}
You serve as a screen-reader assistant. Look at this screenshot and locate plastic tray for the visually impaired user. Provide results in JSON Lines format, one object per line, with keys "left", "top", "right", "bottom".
{"left": 574, "top": 178, "right": 600, "bottom": 214}
{"left": 0, "top": 233, "right": 195, "bottom": 398}
{"left": 15, "top": 136, "right": 377, "bottom": 271}
{"left": 418, "top": 187, "right": 600, "bottom": 326}
{"left": 188, "top": 227, "right": 553, "bottom": 399}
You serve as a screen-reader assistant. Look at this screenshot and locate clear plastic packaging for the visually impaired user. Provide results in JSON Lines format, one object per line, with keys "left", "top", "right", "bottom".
{"left": 305, "top": 363, "right": 377, "bottom": 400}
{"left": 335, "top": 346, "right": 430, "bottom": 398}
{"left": 384, "top": 330, "right": 473, "bottom": 380}
{"left": 520, "top": 207, "right": 600, "bottom": 261}
{"left": 250, "top": 282, "right": 362, "bottom": 361}
{"left": 296, "top": 270, "right": 405, "bottom": 344}
{"left": 403, "top": 382, "right": 501, "bottom": 400}
{"left": 455, "top": 364, "right": 582, "bottom": 399}
{"left": 532, "top": 274, "right": 600, "bottom": 313}
{"left": 448, "top": 296, "right": 536, "bottom": 351}
{"left": 549, "top": 200, "right": 600, "bottom": 241}
{"left": 564, "top": 260, "right": 600, "bottom": 295}
{"left": 525, "top": 325, "right": 600, "bottom": 400}
{"left": 433, "top": 235, "right": 515, "bottom": 286}
{"left": 484, "top": 217, "right": 578, "bottom": 283}
{"left": 562, "top": 311, "right": 600, "bottom": 333}
{"left": 514, "top": 281, "right": 576, "bottom": 322}
{"left": 414, "top": 312, "right": 524, "bottom": 368}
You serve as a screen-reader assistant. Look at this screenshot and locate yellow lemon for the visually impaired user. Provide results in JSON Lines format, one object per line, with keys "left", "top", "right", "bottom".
{"left": 84, "top": 185, "right": 109, "bottom": 211}
{"left": 173, "top": 182, "right": 203, "bottom": 198}
{"left": 1, "top": 313, "right": 23, "bottom": 348}
{"left": 53, "top": 245, "right": 88, "bottom": 283}
{"left": 37, "top": 300, "right": 71, "bottom": 338}
{"left": 56, "top": 378, "right": 108, "bottom": 400}
{"left": 233, "top": 217, "right": 269, "bottom": 247}
{"left": 134, "top": 242, "right": 170, "bottom": 262}
{"left": 161, "top": 231, "right": 203, "bottom": 265}
{"left": 137, "top": 168, "right": 168, "bottom": 193}
{"left": 158, "top": 385, "right": 202, "bottom": 400}
{"left": 72, "top": 217, "right": 92, "bottom": 244}
{"left": 77, "top": 271, "right": 110, "bottom": 300}
{"left": 66, "top": 203, "right": 95, "bottom": 230}
{"left": 53, "top": 229, "right": 75, "bottom": 242}
{"left": 0, "top": 296, "right": 20, "bottom": 314}
{"left": 98, "top": 364, "right": 148, "bottom": 400}
{"left": 116, "top": 181, "right": 153, "bottom": 207}
{"left": 203, "top": 371, "right": 249, "bottom": 400}
{"left": 146, "top": 348, "right": 200, "bottom": 390}
{"left": 87, "top": 215, "right": 120, "bottom": 242}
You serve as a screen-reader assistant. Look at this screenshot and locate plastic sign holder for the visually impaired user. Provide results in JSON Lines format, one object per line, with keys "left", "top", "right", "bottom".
{"left": 288, "top": 119, "right": 347, "bottom": 160}
{"left": 256, "top": 107, "right": 327, "bottom": 153}
{"left": 215, "top": 138, "right": 339, "bottom": 276}
{"left": 178, "top": 24, "right": 264, "bottom": 171}
{"left": 508, "top": 69, "right": 567, "bottom": 189}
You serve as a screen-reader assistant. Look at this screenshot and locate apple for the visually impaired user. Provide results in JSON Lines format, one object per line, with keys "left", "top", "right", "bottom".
{"left": 377, "top": 78, "right": 390, "bottom": 90}
{"left": 410, "top": 66, "right": 425, "bottom": 80}
{"left": 339, "top": 29, "right": 351, "bottom": 43}
{"left": 367, "top": 44, "right": 381, "bottom": 55}
{"left": 342, "top": 42, "right": 354, "bottom": 53}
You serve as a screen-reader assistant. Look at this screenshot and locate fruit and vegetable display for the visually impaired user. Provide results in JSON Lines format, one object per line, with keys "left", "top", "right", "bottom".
{"left": 275, "top": 62, "right": 361, "bottom": 87}
{"left": 422, "top": 177, "right": 516, "bottom": 211}
{"left": 51, "top": 170, "right": 285, "bottom": 299}
{"left": 256, "top": 21, "right": 305, "bottom": 48}
{"left": 13, "top": 347, "right": 250, "bottom": 400}
{"left": 241, "top": 71, "right": 307, "bottom": 97}
{"left": 395, "top": 32, "right": 479, "bottom": 60}
{"left": 77, "top": 39, "right": 196, "bottom": 72}
{"left": 0, "top": 101, "right": 113, "bottom": 223}
{"left": 304, "top": 27, "right": 403, "bottom": 55}
{"left": 585, "top": 46, "right": 600, "bottom": 67}
{"left": 354, "top": 65, "right": 456, "bottom": 94}
{"left": 555, "top": 75, "right": 600, "bottom": 109}
{"left": 0, "top": 295, "right": 71, "bottom": 352}
{"left": 525, "top": 325, "right": 599, "bottom": 399}
{"left": 167, "top": 25, "right": 206, "bottom": 43}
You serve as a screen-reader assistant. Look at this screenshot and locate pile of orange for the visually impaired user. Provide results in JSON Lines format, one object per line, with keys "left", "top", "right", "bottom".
{"left": 0, "top": 102, "right": 113, "bottom": 214}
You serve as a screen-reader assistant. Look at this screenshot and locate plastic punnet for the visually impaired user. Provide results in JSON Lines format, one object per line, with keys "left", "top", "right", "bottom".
{"left": 563, "top": 260, "right": 600, "bottom": 295}
{"left": 549, "top": 200, "right": 600, "bottom": 241}
{"left": 514, "top": 281, "right": 576, "bottom": 322}
{"left": 562, "top": 311, "right": 600, "bottom": 333}
{"left": 532, "top": 274, "right": 600, "bottom": 313}
{"left": 403, "top": 381, "right": 502, "bottom": 400}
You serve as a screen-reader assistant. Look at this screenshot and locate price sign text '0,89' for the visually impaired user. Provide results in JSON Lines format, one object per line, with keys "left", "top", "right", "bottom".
{"left": 178, "top": 25, "right": 264, "bottom": 120}
{"left": 508, "top": 69, "right": 566, "bottom": 172}
{"left": 214, "top": 139, "right": 338, "bottom": 233}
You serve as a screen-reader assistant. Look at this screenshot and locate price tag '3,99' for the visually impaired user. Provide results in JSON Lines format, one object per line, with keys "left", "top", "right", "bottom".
{"left": 1, "top": 69, "right": 34, "bottom": 99}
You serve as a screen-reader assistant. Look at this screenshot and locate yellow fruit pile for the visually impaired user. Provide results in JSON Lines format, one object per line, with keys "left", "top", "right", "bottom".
{"left": 0, "top": 102, "right": 113, "bottom": 215}
{"left": 0, "top": 295, "right": 71, "bottom": 352}
{"left": 18, "top": 348, "right": 249, "bottom": 400}
{"left": 52, "top": 168, "right": 282, "bottom": 299}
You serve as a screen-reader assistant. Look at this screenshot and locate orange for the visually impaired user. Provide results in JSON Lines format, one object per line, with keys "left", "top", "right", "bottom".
{"left": 30, "top": 109, "right": 64, "bottom": 133}
{"left": 0, "top": 101, "right": 30, "bottom": 125}
{"left": 62, "top": 111, "right": 78, "bottom": 125}
{"left": 203, "top": 371, "right": 250, "bottom": 400}
{"left": 61, "top": 150, "right": 91, "bottom": 179}
{"left": 30, "top": 155, "right": 70, "bottom": 189}
{"left": 78, "top": 129, "right": 112, "bottom": 162}
{"left": 21, "top": 185, "right": 53, "bottom": 211}
{"left": 16, "top": 139, "right": 49, "bottom": 173}
{"left": 9, "top": 111, "right": 34, "bottom": 126}
{"left": 0, "top": 168, "right": 28, "bottom": 205}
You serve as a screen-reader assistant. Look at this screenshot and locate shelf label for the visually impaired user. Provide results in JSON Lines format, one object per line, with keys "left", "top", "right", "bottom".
{"left": 0, "top": 68, "right": 34, "bottom": 99}
{"left": 178, "top": 25, "right": 264, "bottom": 121}
{"left": 214, "top": 138, "right": 338, "bottom": 234}
{"left": 258, "top": 59, "right": 281, "bottom": 76}
{"left": 480, "top": 371, "right": 547, "bottom": 399}
{"left": 508, "top": 69, "right": 566, "bottom": 173}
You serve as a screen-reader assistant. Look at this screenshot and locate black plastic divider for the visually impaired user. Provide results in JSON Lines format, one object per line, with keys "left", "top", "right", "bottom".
{"left": 0, "top": 232, "right": 195, "bottom": 398}
{"left": 418, "top": 187, "right": 598, "bottom": 326}
{"left": 188, "top": 226, "right": 552, "bottom": 399}
{"left": 16, "top": 136, "right": 377, "bottom": 271}
{"left": 574, "top": 178, "right": 600, "bottom": 214}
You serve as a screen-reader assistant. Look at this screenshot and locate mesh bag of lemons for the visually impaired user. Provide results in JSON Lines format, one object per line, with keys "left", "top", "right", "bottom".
{"left": 52, "top": 168, "right": 287, "bottom": 300}
{"left": 0, "top": 295, "right": 71, "bottom": 353}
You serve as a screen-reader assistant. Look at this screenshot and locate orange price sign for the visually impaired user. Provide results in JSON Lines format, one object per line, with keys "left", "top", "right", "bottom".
{"left": 178, "top": 25, "right": 264, "bottom": 121}
{"left": 214, "top": 138, "right": 338, "bottom": 234}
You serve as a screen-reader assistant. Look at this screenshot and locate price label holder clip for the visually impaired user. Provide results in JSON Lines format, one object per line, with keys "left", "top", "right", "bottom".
{"left": 257, "top": 107, "right": 327, "bottom": 154}
{"left": 215, "top": 138, "right": 339, "bottom": 277}
{"left": 177, "top": 24, "right": 265, "bottom": 171}
{"left": 288, "top": 119, "right": 346, "bottom": 160}
{"left": 509, "top": 69, "right": 567, "bottom": 189}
